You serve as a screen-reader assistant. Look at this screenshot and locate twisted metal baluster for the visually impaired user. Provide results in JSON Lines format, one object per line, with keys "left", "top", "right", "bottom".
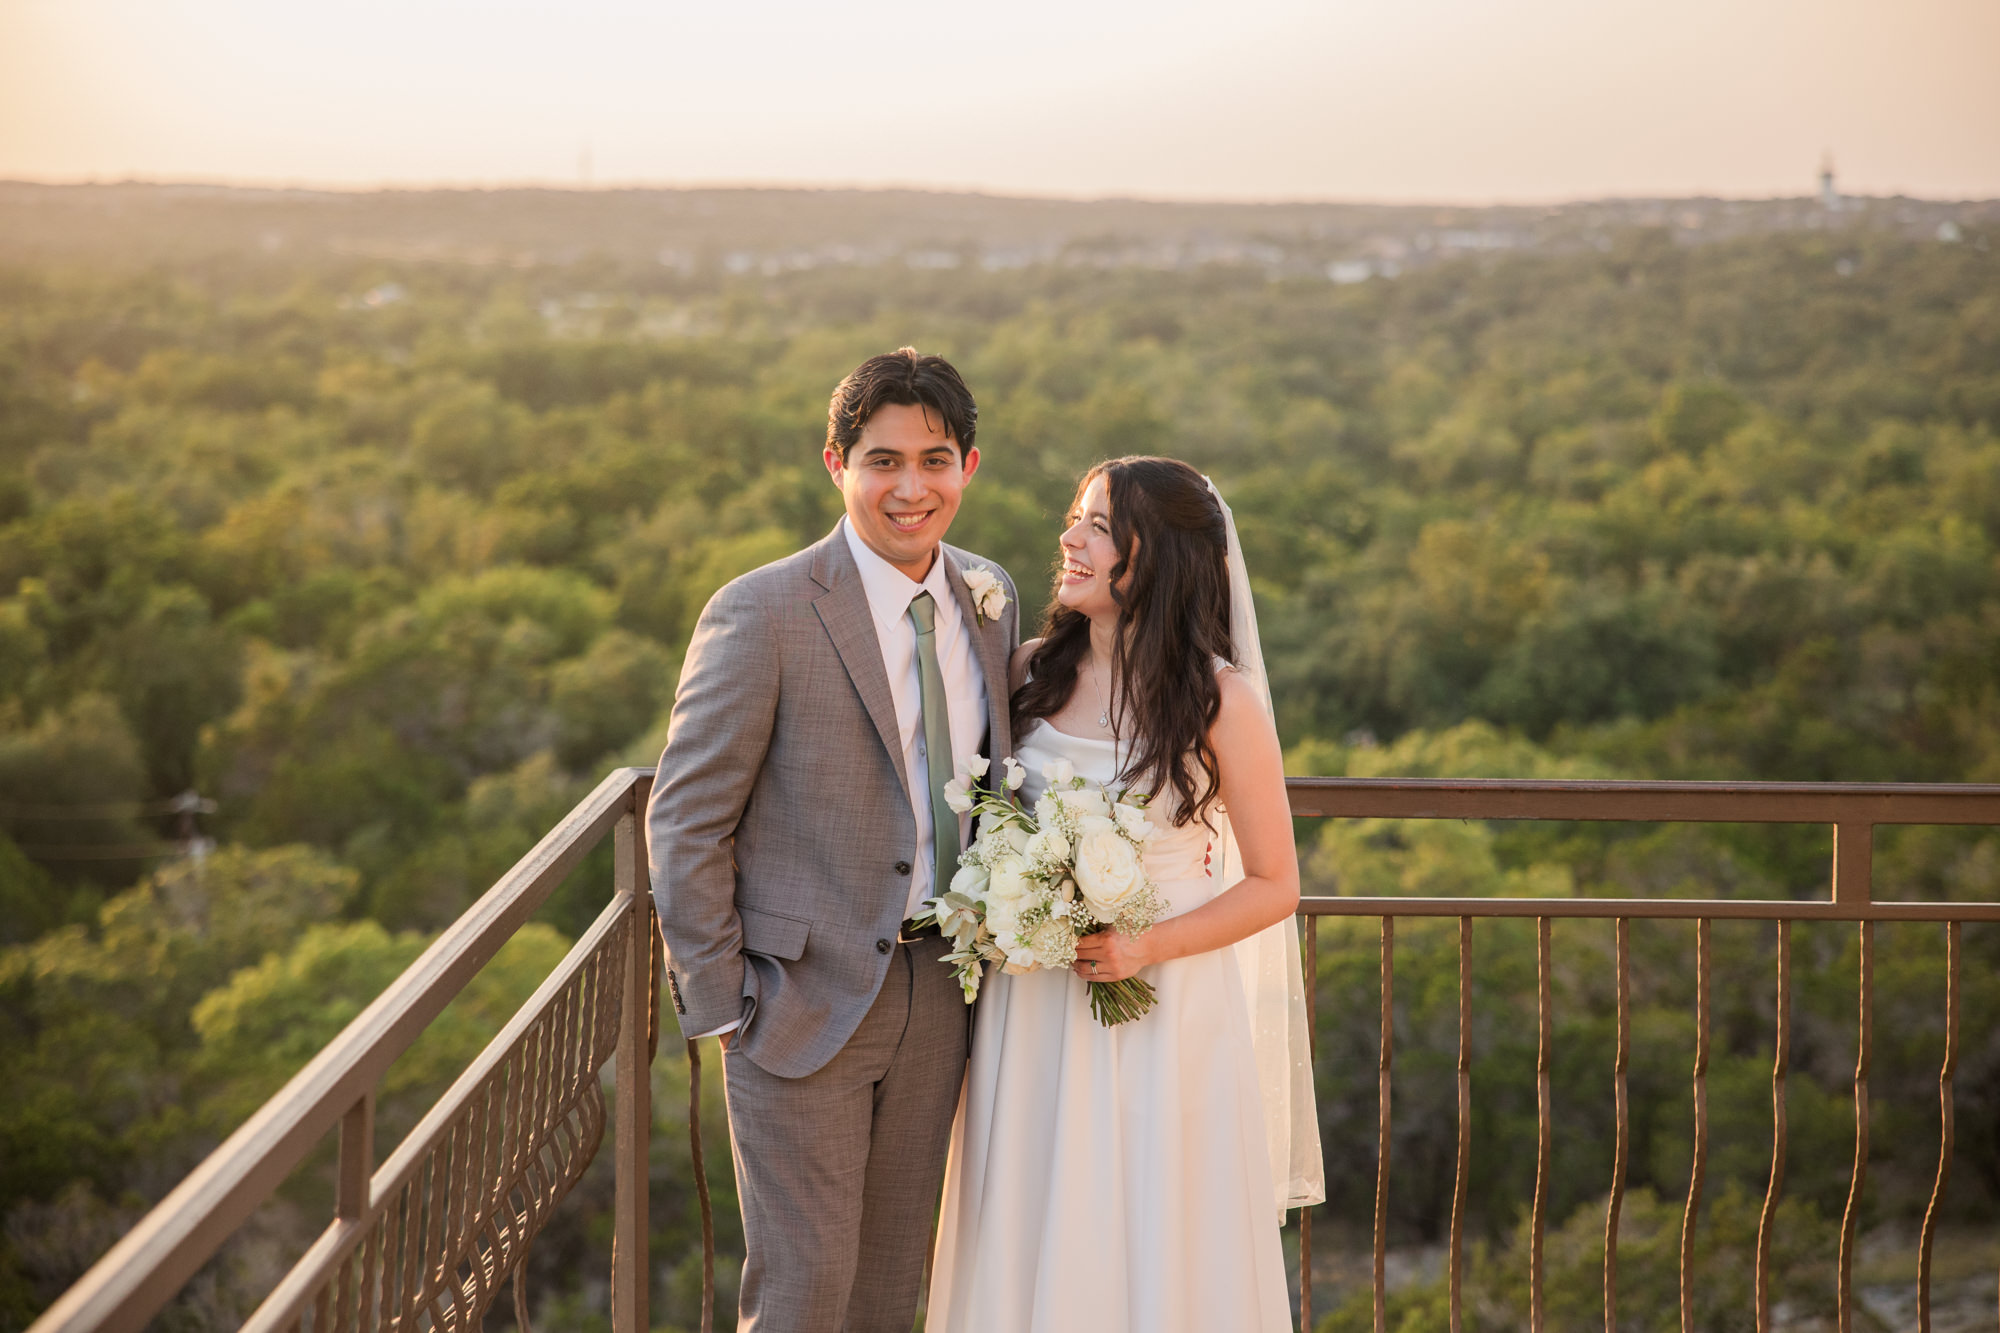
{"left": 1373, "top": 917, "right": 1394, "bottom": 1333}
{"left": 1755, "top": 920, "right": 1790, "bottom": 1333}
{"left": 1450, "top": 917, "right": 1471, "bottom": 1333}
{"left": 1606, "top": 917, "right": 1630, "bottom": 1333}
{"left": 1680, "top": 918, "right": 1711, "bottom": 1333}
{"left": 1916, "top": 921, "right": 1960, "bottom": 1333}
{"left": 1837, "top": 921, "right": 1874, "bottom": 1333}
{"left": 1531, "top": 916, "right": 1551, "bottom": 1333}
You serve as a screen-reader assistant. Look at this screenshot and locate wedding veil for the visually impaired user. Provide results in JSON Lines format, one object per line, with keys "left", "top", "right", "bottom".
{"left": 1205, "top": 477, "right": 1327, "bottom": 1221}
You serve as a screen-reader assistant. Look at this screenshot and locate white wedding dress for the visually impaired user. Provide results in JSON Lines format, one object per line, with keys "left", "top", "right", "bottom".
{"left": 924, "top": 718, "right": 1292, "bottom": 1333}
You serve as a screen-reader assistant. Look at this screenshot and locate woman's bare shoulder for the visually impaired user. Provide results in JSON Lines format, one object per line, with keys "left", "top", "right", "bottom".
{"left": 1009, "top": 638, "right": 1043, "bottom": 694}
{"left": 1210, "top": 666, "right": 1271, "bottom": 738}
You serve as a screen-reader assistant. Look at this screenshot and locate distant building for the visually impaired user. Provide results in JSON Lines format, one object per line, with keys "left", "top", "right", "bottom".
{"left": 1820, "top": 157, "right": 1840, "bottom": 211}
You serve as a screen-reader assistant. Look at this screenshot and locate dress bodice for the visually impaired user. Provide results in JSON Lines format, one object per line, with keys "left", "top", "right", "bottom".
{"left": 1013, "top": 718, "right": 1215, "bottom": 906}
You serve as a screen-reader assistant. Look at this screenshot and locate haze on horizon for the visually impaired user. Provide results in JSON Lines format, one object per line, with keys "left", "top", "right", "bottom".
{"left": 3, "top": 0, "right": 1997, "bottom": 204}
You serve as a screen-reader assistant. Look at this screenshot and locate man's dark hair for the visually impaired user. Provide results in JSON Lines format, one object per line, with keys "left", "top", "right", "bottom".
{"left": 826, "top": 347, "right": 977, "bottom": 463}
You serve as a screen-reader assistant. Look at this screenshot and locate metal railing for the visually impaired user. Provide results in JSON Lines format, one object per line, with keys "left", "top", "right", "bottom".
{"left": 28, "top": 769, "right": 661, "bottom": 1333}
{"left": 1286, "top": 777, "right": 2000, "bottom": 1333}
{"left": 27, "top": 771, "right": 2000, "bottom": 1333}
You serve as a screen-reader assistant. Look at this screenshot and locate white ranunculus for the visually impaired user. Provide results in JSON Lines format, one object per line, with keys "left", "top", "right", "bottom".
{"left": 949, "top": 860, "right": 990, "bottom": 901}
{"left": 998, "top": 824, "right": 1032, "bottom": 856}
{"left": 1072, "top": 815, "right": 1146, "bottom": 920}
{"left": 1113, "top": 802, "right": 1154, "bottom": 843}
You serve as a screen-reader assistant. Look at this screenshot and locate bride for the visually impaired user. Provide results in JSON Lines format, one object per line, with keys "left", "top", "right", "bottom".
{"left": 927, "top": 456, "right": 1324, "bottom": 1332}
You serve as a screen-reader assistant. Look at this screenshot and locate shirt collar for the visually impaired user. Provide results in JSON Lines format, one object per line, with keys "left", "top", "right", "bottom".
{"left": 840, "top": 517, "right": 958, "bottom": 636}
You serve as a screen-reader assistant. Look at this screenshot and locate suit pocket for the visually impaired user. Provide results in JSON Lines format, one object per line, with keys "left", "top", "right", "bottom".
{"left": 738, "top": 904, "right": 810, "bottom": 961}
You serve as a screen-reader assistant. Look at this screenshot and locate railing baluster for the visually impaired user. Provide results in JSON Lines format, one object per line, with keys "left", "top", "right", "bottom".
{"left": 333, "top": 1253, "right": 355, "bottom": 1333}
{"left": 1756, "top": 919, "right": 1790, "bottom": 1333}
{"left": 1373, "top": 917, "right": 1394, "bottom": 1333}
{"left": 1450, "top": 916, "right": 1471, "bottom": 1333}
{"left": 688, "top": 1036, "right": 716, "bottom": 1333}
{"left": 358, "top": 1217, "right": 382, "bottom": 1333}
{"left": 1837, "top": 920, "right": 1874, "bottom": 1333}
{"left": 1917, "top": 920, "right": 1960, "bottom": 1333}
{"left": 612, "top": 811, "right": 653, "bottom": 1333}
{"left": 1531, "top": 916, "right": 1551, "bottom": 1333}
{"left": 1679, "top": 918, "right": 1711, "bottom": 1333}
{"left": 1300, "top": 914, "right": 1319, "bottom": 1333}
{"left": 1606, "top": 917, "right": 1630, "bottom": 1333}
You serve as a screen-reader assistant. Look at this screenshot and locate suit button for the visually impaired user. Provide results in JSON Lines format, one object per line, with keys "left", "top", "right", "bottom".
{"left": 876, "top": 938, "right": 892, "bottom": 954}
{"left": 895, "top": 860, "right": 912, "bottom": 875}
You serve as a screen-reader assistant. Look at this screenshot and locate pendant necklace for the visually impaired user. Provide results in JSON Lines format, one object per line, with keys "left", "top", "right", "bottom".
{"left": 1087, "top": 660, "right": 1112, "bottom": 730}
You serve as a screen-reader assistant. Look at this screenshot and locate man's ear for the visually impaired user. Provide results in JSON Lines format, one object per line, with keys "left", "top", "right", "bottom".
{"left": 958, "top": 445, "right": 981, "bottom": 485}
{"left": 823, "top": 445, "right": 845, "bottom": 487}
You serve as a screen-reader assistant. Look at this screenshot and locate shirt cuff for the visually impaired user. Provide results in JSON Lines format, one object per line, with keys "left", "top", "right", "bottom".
{"left": 692, "top": 1019, "right": 740, "bottom": 1040}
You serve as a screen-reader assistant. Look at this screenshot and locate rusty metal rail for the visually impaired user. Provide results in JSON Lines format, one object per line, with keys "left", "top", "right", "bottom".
{"left": 28, "top": 769, "right": 663, "bottom": 1333}
{"left": 1286, "top": 776, "right": 2000, "bottom": 1333}
{"left": 28, "top": 770, "right": 2000, "bottom": 1333}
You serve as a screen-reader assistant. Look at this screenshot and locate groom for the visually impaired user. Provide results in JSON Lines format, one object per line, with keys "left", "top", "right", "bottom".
{"left": 648, "top": 348, "right": 1019, "bottom": 1331}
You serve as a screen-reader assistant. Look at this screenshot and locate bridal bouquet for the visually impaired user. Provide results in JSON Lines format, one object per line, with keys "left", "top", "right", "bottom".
{"left": 908, "top": 754, "right": 1169, "bottom": 1025}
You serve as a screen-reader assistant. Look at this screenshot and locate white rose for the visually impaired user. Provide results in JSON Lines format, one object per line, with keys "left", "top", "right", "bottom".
{"left": 1072, "top": 815, "right": 1146, "bottom": 920}
{"left": 985, "top": 897, "right": 1021, "bottom": 942}
{"left": 998, "top": 824, "right": 1032, "bottom": 856}
{"left": 1113, "top": 802, "right": 1154, "bottom": 843}
{"left": 984, "top": 854, "right": 1033, "bottom": 909}
{"left": 963, "top": 566, "right": 1009, "bottom": 624}
{"left": 1054, "top": 786, "right": 1109, "bottom": 819}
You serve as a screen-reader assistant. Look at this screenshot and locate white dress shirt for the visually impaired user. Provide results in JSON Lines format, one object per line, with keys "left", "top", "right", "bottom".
{"left": 841, "top": 517, "right": 990, "bottom": 920}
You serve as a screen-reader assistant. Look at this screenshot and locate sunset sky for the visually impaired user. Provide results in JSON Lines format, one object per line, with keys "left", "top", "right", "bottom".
{"left": 4, "top": 0, "right": 1997, "bottom": 202}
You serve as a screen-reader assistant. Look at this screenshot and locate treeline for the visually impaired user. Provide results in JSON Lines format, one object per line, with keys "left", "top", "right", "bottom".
{"left": 0, "top": 219, "right": 1996, "bottom": 1330}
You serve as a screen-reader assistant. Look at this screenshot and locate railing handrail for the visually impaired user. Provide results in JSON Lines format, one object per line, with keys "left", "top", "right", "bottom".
{"left": 1286, "top": 775, "right": 2000, "bottom": 823}
{"left": 1299, "top": 895, "right": 2000, "bottom": 920}
{"left": 29, "top": 766, "right": 647, "bottom": 1333}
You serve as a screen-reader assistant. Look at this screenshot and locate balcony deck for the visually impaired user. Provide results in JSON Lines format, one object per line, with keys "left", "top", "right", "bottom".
{"left": 25, "top": 770, "right": 2000, "bottom": 1333}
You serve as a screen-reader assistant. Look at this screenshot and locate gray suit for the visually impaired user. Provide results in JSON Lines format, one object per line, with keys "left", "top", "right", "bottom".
{"left": 648, "top": 524, "right": 1018, "bottom": 1330}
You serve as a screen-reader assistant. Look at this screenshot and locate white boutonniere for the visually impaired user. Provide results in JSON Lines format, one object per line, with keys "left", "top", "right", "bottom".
{"left": 962, "top": 564, "right": 1008, "bottom": 626}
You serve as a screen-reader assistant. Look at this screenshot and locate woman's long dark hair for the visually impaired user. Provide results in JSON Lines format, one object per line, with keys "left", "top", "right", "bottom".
{"left": 1013, "top": 457, "right": 1235, "bottom": 828}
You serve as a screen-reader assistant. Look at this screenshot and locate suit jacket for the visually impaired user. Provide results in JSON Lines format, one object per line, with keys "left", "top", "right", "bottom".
{"left": 647, "top": 525, "right": 1020, "bottom": 1078}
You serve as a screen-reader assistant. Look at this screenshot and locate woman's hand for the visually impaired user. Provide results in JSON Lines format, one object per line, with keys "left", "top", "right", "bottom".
{"left": 1072, "top": 927, "right": 1153, "bottom": 984}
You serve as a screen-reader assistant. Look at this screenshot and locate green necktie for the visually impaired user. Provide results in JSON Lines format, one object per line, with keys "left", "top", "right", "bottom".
{"left": 907, "top": 592, "right": 960, "bottom": 902}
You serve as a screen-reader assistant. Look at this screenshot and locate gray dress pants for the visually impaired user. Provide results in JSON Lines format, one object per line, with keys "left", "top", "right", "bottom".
{"left": 721, "top": 936, "right": 968, "bottom": 1332}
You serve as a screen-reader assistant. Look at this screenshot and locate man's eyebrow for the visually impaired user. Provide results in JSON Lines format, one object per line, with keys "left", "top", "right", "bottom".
{"left": 854, "top": 442, "right": 958, "bottom": 460}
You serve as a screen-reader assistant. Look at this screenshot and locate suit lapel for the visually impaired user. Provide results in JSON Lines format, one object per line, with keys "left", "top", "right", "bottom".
{"left": 942, "top": 546, "right": 1014, "bottom": 762}
{"left": 811, "top": 529, "right": 911, "bottom": 794}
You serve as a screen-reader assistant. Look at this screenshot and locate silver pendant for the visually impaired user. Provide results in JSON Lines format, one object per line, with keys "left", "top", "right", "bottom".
{"left": 1098, "top": 712, "right": 1110, "bottom": 728}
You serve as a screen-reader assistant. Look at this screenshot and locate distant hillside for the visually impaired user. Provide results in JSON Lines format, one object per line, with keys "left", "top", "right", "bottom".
{"left": 2, "top": 180, "right": 1993, "bottom": 281}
